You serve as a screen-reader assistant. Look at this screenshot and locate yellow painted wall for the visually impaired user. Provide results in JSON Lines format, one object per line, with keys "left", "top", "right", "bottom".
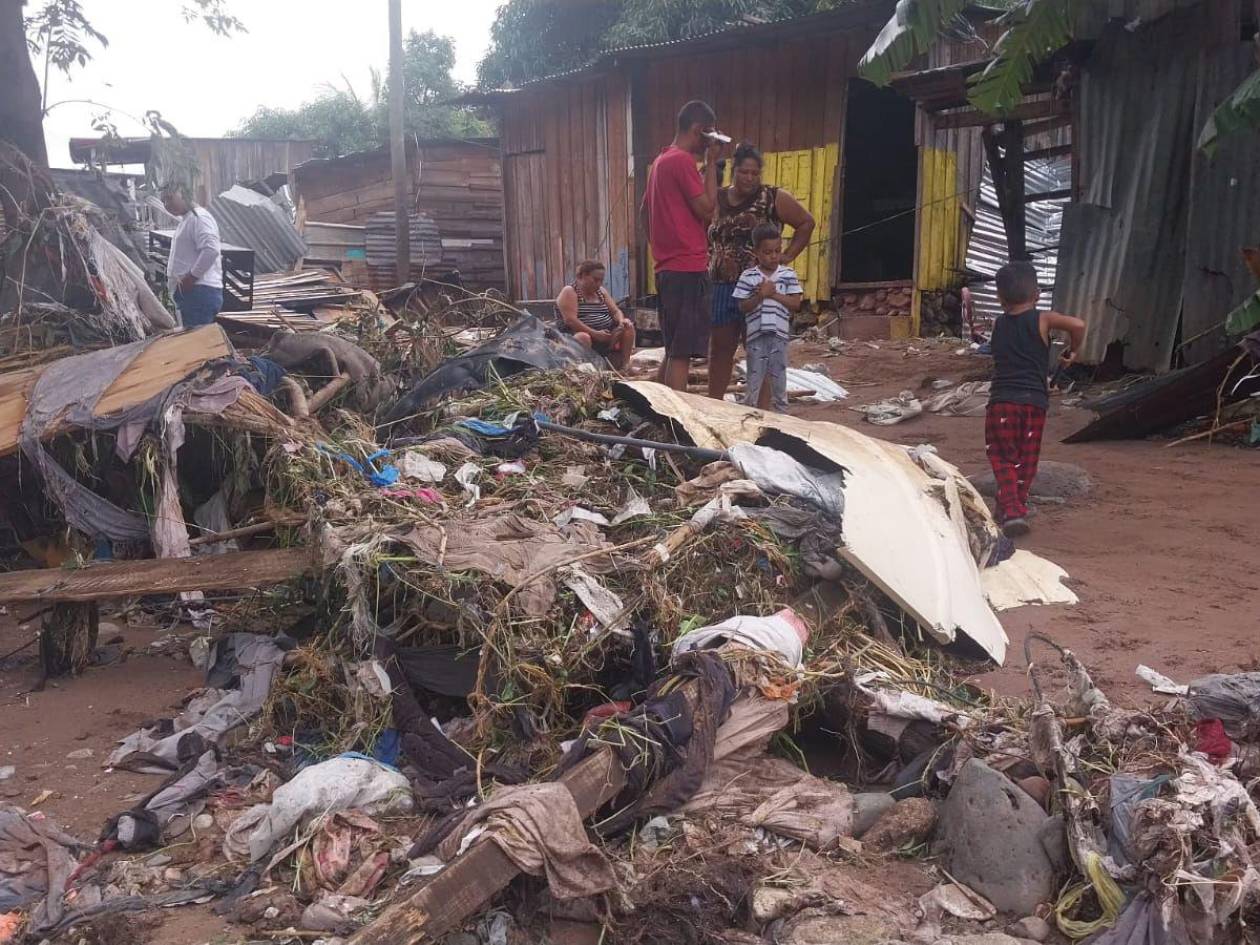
{"left": 647, "top": 144, "right": 839, "bottom": 300}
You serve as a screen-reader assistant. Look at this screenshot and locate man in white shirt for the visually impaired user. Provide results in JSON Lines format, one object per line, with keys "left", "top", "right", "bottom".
{"left": 162, "top": 184, "right": 223, "bottom": 327}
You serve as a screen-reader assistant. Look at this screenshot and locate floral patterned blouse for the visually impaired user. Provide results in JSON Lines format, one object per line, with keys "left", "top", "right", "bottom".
{"left": 707, "top": 184, "right": 780, "bottom": 284}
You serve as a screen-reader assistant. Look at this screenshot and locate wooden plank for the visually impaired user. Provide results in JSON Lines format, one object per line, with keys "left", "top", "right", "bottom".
{"left": 348, "top": 747, "right": 626, "bottom": 945}
{"left": 935, "top": 100, "right": 1067, "bottom": 129}
{"left": 0, "top": 325, "right": 233, "bottom": 458}
{"left": 0, "top": 547, "right": 313, "bottom": 603}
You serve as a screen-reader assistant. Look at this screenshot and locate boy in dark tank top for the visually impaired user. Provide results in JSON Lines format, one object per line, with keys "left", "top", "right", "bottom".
{"left": 986, "top": 262, "right": 1086, "bottom": 538}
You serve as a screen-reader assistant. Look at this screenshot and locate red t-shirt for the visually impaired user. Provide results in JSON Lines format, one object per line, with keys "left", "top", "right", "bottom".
{"left": 645, "top": 145, "right": 708, "bottom": 273}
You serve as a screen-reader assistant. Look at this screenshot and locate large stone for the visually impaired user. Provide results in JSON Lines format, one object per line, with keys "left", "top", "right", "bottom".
{"left": 852, "top": 792, "right": 897, "bottom": 838}
{"left": 1008, "top": 915, "right": 1052, "bottom": 942}
{"left": 863, "top": 797, "right": 937, "bottom": 852}
{"left": 934, "top": 760, "right": 1058, "bottom": 915}
{"left": 970, "top": 461, "right": 1093, "bottom": 501}
{"left": 782, "top": 913, "right": 901, "bottom": 945}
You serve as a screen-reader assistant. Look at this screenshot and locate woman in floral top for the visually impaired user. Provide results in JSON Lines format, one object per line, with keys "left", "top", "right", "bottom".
{"left": 707, "top": 143, "right": 815, "bottom": 399}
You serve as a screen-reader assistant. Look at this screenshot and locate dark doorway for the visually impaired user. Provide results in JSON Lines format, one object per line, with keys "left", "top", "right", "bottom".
{"left": 840, "top": 79, "right": 918, "bottom": 282}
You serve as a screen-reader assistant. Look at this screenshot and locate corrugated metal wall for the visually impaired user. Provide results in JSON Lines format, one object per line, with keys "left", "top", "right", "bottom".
{"left": 189, "top": 139, "right": 317, "bottom": 207}
{"left": 1052, "top": 7, "right": 1252, "bottom": 370}
{"left": 1180, "top": 40, "right": 1260, "bottom": 365}
{"left": 500, "top": 73, "right": 635, "bottom": 301}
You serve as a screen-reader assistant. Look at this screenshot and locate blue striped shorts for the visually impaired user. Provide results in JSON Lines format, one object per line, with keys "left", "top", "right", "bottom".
{"left": 710, "top": 281, "right": 742, "bottom": 328}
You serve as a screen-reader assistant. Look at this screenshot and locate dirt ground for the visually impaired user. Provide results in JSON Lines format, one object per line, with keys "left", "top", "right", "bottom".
{"left": 1, "top": 338, "right": 1256, "bottom": 943}
{"left": 789, "top": 336, "right": 1260, "bottom": 704}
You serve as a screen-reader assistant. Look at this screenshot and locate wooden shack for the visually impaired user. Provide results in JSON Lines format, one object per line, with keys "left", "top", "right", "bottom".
{"left": 290, "top": 139, "right": 506, "bottom": 293}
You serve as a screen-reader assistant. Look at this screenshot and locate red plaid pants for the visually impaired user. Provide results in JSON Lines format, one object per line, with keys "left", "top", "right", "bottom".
{"left": 985, "top": 402, "right": 1047, "bottom": 522}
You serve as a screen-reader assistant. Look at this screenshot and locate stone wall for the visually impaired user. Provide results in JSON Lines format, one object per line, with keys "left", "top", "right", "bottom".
{"left": 835, "top": 282, "right": 913, "bottom": 319}
{"left": 918, "top": 289, "right": 963, "bottom": 337}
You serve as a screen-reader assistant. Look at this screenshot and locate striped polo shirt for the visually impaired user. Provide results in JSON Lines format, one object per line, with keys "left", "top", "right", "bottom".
{"left": 733, "top": 264, "right": 803, "bottom": 339}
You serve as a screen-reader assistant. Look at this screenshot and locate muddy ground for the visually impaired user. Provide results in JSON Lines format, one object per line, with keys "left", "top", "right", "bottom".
{"left": 1, "top": 338, "right": 1256, "bottom": 943}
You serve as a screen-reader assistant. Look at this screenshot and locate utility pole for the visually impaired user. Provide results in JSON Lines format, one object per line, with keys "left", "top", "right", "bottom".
{"left": 388, "top": 0, "right": 410, "bottom": 285}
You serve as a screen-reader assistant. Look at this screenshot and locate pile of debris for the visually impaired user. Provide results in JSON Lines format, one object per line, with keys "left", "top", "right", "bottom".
{"left": 1, "top": 188, "right": 1255, "bottom": 943}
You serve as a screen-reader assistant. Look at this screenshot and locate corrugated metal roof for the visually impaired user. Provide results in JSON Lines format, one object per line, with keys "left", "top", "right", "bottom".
{"left": 1051, "top": 10, "right": 1201, "bottom": 370}
{"left": 455, "top": 0, "right": 899, "bottom": 102}
{"left": 208, "top": 185, "right": 308, "bottom": 273}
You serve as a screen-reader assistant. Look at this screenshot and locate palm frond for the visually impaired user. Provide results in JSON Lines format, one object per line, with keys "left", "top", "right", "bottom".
{"left": 1198, "top": 66, "right": 1260, "bottom": 156}
{"left": 965, "top": 0, "right": 1076, "bottom": 113}
{"left": 858, "top": 0, "right": 970, "bottom": 87}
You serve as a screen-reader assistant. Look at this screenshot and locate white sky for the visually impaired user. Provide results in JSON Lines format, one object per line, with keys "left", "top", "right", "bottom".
{"left": 40, "top": 0, "right": 500, "bottom": 168}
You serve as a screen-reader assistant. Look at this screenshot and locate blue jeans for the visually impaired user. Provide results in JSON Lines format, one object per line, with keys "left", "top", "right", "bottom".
{"left": 175, "top": 284, "right": 223, "bottom": 327}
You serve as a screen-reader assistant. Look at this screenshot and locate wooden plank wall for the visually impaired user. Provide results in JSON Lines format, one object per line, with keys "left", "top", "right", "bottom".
{"left": 190, "top": 139, "right": 317, "bottom": 207}
{"left": 500, "top": 74, "right": 635, "bottom": 302}
{"left": 292, "top": 143, "right": 506, "bottom": 292}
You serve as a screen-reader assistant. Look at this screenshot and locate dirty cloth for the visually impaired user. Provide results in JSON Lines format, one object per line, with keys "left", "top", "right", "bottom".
{"left": 674, "top": 460, "right": 741, "bottom": 506}
{"left": 748, "top": 504, "right": 844, "bottom": 581}
{"left": 19, "top": 336, "right": 254, "bottom": 542}
{"left": 1083, "top": 892, "right": 1189, "bottom": 945}
{"left": 392, "top": 513, "right": 618, "bottom": 616}
{"left": 674, "top": 613, "right": 804, "bottom": 669}
{"left": 246, "top": 755, "right": 413, "bottom": 862}
{"left": 727, "top": 443, "right": 844, "bottom": 520}
{"left": 436, "top": 783, "right": 617, "bottom": 900}
{"left": 683, "top": 694, "right": 854, "bottom": 849}
{"left": 1187, "top": 672, "right": 1260, "bottom": 738}
{"left": 0, "top": 808, "right": 83, "bottom": 930}
{"left": 558, "top": 650, "right": 736, "bottom": 836}
{"left": 855, "top": 390, "right": 923, "bottom": 425}
{"left": 376, "top": 638, "right": 521, "bottom": 809}
{"left": 924, "top": 381, "right": 991, "bottom": 417}
{"left": 236, "top": 355, "right": 287, "bottom": 396}
{"left": 109, "top": 634, "right": 285, "bottom": 771}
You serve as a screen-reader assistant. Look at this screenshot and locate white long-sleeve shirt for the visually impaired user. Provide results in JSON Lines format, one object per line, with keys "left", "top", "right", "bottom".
{"left": 167, "top": 207, "right": 222, "bottom": 293}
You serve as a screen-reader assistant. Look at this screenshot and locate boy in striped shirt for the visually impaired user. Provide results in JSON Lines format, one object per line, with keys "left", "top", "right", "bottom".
{"left": 733, "top": 223, "right": 803, "bottom": 411}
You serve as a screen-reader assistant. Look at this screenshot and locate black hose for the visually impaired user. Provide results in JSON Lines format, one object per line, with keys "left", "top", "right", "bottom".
{"left": 534, "top": 418, "right": 728, "bottom": 463}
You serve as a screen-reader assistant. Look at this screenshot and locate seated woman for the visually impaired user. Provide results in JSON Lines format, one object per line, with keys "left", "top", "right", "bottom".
{"left": 555, "top": 259, "right": 636, "bottom": 370}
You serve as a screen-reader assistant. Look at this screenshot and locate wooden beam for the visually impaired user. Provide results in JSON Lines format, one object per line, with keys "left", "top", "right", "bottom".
{"left": 348, "top": 747, "right": 626, "bottom": 945}
{"left": 0, "top": 547, "right": 313, "bottom": 603}
{"left": 1023, "top": 144, "right": 1072, "bottom": 162}
{"left": 935, "top": 100, "right": 1067, "bottom": 130}
{"left": 1025, "top": 188, "right": 1072, "bottom": 203}
{"left": 1019, "top": 114, "right": 1073, "bottom": 139}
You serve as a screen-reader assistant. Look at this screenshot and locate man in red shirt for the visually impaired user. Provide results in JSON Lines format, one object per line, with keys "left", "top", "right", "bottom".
{"left": 643, "top": 100, "right": 722, "bottom": 390}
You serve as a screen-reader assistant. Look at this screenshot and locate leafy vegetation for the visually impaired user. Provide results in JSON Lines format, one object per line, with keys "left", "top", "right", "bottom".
{"left": 235, "top": 30, "right": 491, "bottom": 158}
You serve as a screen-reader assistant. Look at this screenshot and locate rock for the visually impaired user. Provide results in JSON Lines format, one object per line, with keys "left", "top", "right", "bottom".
{"left": 1016, "top": 775, "right": 1051, "bottom": 811}
{"left": 162, "top": 867, "right": 185, "bottom": 883}
{"left": 859, "top": 293, "right": 878, "bottom": 311}
{"left": 852, "top": 792, "right": 898, "bottom": 838}
{"left": 65, "top": 748, "right": 93, "bottom": 760}
{"left": 862, "top": 797, "right": 937, "bottom": 852}
{"left": 782, "top": 913, "right": 901, "bottom": 945}
{"left": 935, "top": 760, "right": 1057, "bottom": 915}
{"left": 193, "top": 813, "right": 215, "bottom": 831}
{"left": 1008, "top": 915, "right": 1051, "bottom": 941}
{"left": 0, "top": 766, "right": 14, "bottom": 781}
{"left": 970, "top": 461, "right": 1093, "bottom": 501}
{"left": 751, "top": 885, "right": 803, "bottom": 923}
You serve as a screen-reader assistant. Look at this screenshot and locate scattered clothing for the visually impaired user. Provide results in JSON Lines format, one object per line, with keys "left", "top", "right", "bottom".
{"left": 236, "top": 355, "right": 287, "bottom": 396}
{"left": 557, "top": 651, "right": 736, "bottom": 836}
{"left": 436, "top": 783, "right": 617, "bottom": 901}
{"left": 674, "top": 612, "right": 805, "bottom": 670}
{"left": 924, "top": 380, "right": 991, "bottom": 417}
{"left": 0, "top": 808, "right": 83, "bottom": 931}
{"left": 984, "top": 401, "right": 1046, "bottom": 522}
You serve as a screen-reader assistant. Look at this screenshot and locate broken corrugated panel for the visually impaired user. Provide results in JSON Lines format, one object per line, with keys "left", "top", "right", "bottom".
{"left": 1180, "top": 41, "right": 1260, "bottom": 366}
{"left": 1051, "top": 12, "right": 1201, "bottom": 370}
{"left": 966, "top": 154, "right": 1070, "bottom": 331}
{"left": 209, "top": 185, "right": 308, "bottom": 273}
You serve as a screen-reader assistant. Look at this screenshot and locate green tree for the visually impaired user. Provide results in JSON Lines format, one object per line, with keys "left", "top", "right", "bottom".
{"left": 477, "top": 0, "right": 826, "bottom": 89}
{"left": 235, "top": 29, "right": 491, "bottom": 158}
{"left": 857, "top": 0, "right": 1259, "bottom": 152}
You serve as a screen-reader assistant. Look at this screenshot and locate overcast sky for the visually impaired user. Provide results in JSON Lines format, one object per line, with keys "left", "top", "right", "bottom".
{"left": 40, "top": 0, "right": 500, "bottom": 168}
